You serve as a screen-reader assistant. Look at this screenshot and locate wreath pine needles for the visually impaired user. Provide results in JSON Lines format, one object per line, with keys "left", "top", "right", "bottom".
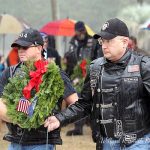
{"left": 71, "top": 59, "right": 90, "bottom": 93}
{"left": 2, "top": 61, "right": 64, "bottom": 130}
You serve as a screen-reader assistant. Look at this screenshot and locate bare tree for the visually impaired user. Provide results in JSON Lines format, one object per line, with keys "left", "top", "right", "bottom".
{"left": 51, "top": 0, "right": 58, "bottom": 20}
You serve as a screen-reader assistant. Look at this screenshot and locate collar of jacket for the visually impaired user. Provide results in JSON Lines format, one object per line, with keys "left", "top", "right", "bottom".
{"left": 104, "top": 49, "right": 131, "bottom": 66}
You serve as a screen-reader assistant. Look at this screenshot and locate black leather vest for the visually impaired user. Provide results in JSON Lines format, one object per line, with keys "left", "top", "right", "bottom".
{"left": 69, "top": 35, "right": 95, "bottom": 61}
{"left": 3, "top": 63, "right": 63, "bottom": 145}
{"left": 90, "top": 52, "right": 150, "bottom": 146}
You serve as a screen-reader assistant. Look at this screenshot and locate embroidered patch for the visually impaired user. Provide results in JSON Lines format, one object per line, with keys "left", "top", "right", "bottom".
{"left": 102, "top": 22, "right": 109, "bottom": 30}
{"left": 128, "top": 65, "right": 139, "bottom": 72}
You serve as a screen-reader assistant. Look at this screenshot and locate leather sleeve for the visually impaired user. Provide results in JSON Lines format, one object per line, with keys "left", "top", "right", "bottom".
{"left": 141, "top": 56, "right": 150, "bottom": 96}
{"left": 55, "top": 73, "right": 93, "bottom": 127}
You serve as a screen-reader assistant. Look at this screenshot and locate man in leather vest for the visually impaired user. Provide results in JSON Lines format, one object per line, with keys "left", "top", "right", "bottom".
{"left": 44, "top": 18, "right": 150, "bottom": 150}
{"left": 0, "top": 28, "right": 78, "bottom": 150}
{"left": 64, "top": 21, "right": 102, "bottom": 76}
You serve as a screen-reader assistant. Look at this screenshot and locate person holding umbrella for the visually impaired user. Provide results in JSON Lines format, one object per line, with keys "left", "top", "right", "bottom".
{"left": 64, "top": 21, "right": 102, "bottom": 77}
{"left": 64, "top": 21, "right": 103, "bottom": 136}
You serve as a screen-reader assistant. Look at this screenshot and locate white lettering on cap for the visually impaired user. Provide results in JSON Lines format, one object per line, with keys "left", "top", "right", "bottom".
{"left": 19, "top": 33, "right": 28, "bottom": 38}
{"left": 102, "top": 22, "right": 109, "bottom": 31}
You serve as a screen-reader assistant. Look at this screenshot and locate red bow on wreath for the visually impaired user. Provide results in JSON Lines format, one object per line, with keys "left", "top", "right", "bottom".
{"left": 79, "top": 59, "right": 87, "bottom": 77}
{"left": 23, "top": 60, "right": 48, "bottom": 99}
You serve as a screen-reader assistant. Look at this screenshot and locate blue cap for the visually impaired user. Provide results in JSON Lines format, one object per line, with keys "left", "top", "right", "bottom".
{"left": 40, "top": 32, "right": 48, "bottom": 40}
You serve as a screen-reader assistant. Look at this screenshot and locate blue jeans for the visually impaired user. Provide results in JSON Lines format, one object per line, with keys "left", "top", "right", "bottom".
{"left": 103, "top": 133, "right": 150, "bottom": 150}
{"left": 8, "top": 143, "right": 54, "bottom": 150}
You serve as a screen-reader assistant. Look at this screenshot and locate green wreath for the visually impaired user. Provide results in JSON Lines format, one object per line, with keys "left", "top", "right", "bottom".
{"left": 71, "top": 59, "right": 90, "bottom": 93}
{"left": 2, "top": 61, "right": 64, "bottom": 130}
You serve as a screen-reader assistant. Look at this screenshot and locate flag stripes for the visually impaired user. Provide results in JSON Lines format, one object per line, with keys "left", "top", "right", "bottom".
{"left": 17, "top": 97, "right": 31, "bottom": 114}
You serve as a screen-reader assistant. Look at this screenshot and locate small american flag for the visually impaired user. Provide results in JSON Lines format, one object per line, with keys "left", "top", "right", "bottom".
{"left": 17, "top": 97, "right": 31, "bottom": 114}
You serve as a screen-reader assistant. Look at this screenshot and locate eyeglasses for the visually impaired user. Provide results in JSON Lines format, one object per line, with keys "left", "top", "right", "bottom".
{"left": 98, "top": 37, "right": 123, "bottom": 45}
{"left": 98, "top": 38, "right": 112, "bottom": 45}
{"left": 17, "top": 45, "right": 39, "bottom": 50}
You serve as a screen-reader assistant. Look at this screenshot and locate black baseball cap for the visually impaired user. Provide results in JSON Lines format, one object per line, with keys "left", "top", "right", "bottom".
{"left": 11, "top": 28, "right": 44, "bottom": 47}
{"left": 93, "top": 18, "right": 129, "bottom": 40}
{"left": 75, "top": 21, "right": 86, "bottom": 32}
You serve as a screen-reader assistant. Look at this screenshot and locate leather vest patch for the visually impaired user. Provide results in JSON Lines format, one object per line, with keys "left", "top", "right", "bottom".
{"left": 128, "top": 65, "right": 140, "bottom": 72}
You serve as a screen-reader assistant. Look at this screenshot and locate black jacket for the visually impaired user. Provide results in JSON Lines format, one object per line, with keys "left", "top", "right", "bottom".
{"left": 55, "top": 51, "right": 150, "bottom": 148}
{"left": 47, "top": 47, "right": 61, "bottom": 68}
{"left": 64, "top": 33, "right": 102, "bottom": 76}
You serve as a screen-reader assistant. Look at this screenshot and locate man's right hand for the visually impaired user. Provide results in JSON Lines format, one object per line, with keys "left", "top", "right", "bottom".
{"left": 44, "top": 116, "right": 60, "bottom": 132}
